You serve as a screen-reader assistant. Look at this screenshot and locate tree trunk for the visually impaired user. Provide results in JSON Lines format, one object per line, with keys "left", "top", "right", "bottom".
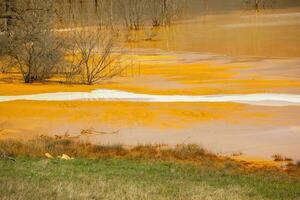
{"left": 162, "top": 0, "right": 167, "bottom": 25}
{"left": 3, "top": 0, "right": 10, "bottom": 31}
{"left": 85, "top": 62, "right": 92, "bottom": 85}
{"left": 25, "top": 55, "right": 33, "bottom": 83}
{"left": 24, "top": 74, "right": 32, "bottom": 83}
{"left": 255, "top": 0, "right": 260, "bottom": 10}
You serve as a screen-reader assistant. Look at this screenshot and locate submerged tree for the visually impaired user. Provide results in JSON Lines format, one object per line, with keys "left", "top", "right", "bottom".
{"left": 245, "top": 0, "right": 276, "bottom": 11}
{"left": 0, "top": 0, "right": 14, "bottom": 31}
{"left": 117, "top": 0, "right": 147, "bottom": 30}
{"left": 3, "top": 0, "right": 63, "bottom": 83}
{"left": 65, "top": 28, "right": 126, "bottom": 85}
{"left": 0, "top": 34, "right": 8, "bottom": 73}
{"left": 0, "top": 0, "right": 188, "bottom": 83}
{"left": 148, "top": 0, "right": 184, "bottom": 27}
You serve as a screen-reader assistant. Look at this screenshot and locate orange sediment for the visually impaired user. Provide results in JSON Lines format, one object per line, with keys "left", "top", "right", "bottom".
{"left": 1, "top": 56, "right": 300, "bottom": 96}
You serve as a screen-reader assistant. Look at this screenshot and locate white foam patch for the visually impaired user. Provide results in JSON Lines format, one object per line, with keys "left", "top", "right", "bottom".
{"left": 0, "top": 89, "right": 300, "bottom": 106}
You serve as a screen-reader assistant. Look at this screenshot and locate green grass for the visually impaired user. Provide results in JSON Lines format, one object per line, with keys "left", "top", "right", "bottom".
{"left": 1, "top": 157, "right": 299, "bottom": 200}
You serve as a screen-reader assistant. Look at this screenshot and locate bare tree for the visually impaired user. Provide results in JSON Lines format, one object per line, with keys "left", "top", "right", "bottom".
{"left": 147, "top": 0, "right": 163, "bottom": 27}
{"left": 62, "top": 41, "right": 83, "bottom": 84}
{"left": 65, "top": 28, "right": 126, "bottom": 85}
{"left": 245, "top": 0, "right": 276, "bottom": 11}
{"left": 3, "top": 0, "right": 63, "bottom": 83}
{"left": 0, "top": 33, "right": 7, "bottom": 55}
{"left": 0, "top": 0, "right": 14, "bottom": 31}
{"left": 148, "top": 0, "right": 184, "bottom": 27}
{"left": 93, "top": 0, "right": 115, "bottom": 28}
{"left": 117, "top": 0, "right": 147, "bottom": 30}
{"left": 0, "top": 34, "right": 9, "bottom": 73}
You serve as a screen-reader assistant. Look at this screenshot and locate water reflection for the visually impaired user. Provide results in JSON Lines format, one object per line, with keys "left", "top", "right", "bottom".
{"left": 130, "top": 8, "right": 300, "bottom": 58}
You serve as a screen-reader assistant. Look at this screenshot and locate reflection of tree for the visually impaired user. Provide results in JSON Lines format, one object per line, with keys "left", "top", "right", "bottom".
{"left": 148, "top": 0, "right": 184, "bottom": 27}
{"left": 245, "top": 0, "right": 276, "bottom": 11}
{"left": 202, "top": 0, "right": 208, "bottom": 12}
{"left": 201, "top": 0, "right": 208, "bottom": 24}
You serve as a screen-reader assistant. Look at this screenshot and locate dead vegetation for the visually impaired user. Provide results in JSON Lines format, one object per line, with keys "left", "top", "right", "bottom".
{"left": 272, "top": 154, "right": 293, "bottom": 162}
{"left": 64, "top": 28, "right": 127, "bottom": 85}
{"left": 0, "top": 136, "right": 299, "bottom": 177}
{"left": 2, "top": 0, "right": 63, "bottom": 83}
{"left": 79, "top": 128, "right": 119, "bottom": 136}
{"left": 244, "top": 0, "right": 276, "bottom": 11}
{"left": 148, "top": 0, "right": 185, "bottom": 27}
{"left": 0, "top": 135, "right": 214, "bottom": 161}
{"left": 297, "top": 161, "right": 300, "bottom": 168}
{"left": 0, "top": 0, "right": 132, "bottom": 85}
{"left": 53, "top": 128, "right": 119, "bottom": 140}
{"left": 0, "top": 0, "right": 186, "bottom": 85}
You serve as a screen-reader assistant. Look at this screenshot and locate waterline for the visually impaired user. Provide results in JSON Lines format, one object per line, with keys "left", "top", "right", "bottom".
{"left": 0, "top": 89, "right": 300, "bottom": 106}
